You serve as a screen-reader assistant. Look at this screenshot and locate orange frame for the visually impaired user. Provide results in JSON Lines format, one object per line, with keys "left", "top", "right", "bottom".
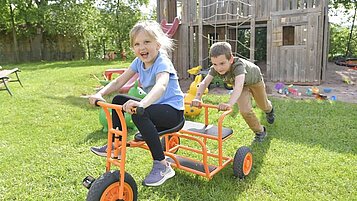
{"left": 97, "top": 101, "right": 236, "bottom": 200}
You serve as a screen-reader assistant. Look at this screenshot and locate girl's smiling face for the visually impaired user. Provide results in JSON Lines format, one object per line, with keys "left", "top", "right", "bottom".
{"left": 132, "top": 30, "right": 161, "bottom": 68}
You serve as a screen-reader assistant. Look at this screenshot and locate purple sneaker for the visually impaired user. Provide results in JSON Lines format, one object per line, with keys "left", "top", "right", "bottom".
{"left": 90, "top": 143, "right": 120, "bottom": 158}
{"left": 142, "top": 160, "right": 175, "bottom": 187}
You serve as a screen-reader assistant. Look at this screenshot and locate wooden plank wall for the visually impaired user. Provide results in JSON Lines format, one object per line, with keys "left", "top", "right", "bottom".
{"left": 269, "top": 9, "right": 323, "bottom": 83}
{"left": 168, "top": 0, "right": 328, "bottom": 83}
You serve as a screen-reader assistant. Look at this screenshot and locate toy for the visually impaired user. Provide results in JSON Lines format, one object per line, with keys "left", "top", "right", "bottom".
{"left": 274, "top": 82, "right": 285, "bottom": 91}
{"left": 125, "top": 81, "right": 147, "bottom": 129}
{"left": 84, "top": 102, "right": 253, "bottom": 200}
{"left": 127, "top": 81, "right": 146, "bottom": 99}
{"left": 99, "top": 81, "right": 147, "bottom": 131}
{"left": 184, "top": 74, "right": 208, "bottom": 117}
{"left": 99, "top": 108, "right": 112, "bottom": 132}
{"left": 209, "top": 76, "right": 233, "bottom": 90}
{"left": 187, "top": 65, "right": 202, "bottom": 75}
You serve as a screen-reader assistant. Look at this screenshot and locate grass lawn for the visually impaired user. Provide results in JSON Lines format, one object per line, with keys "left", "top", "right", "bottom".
{"left": 0, "top": 60, "right": 356, "bottom": 200}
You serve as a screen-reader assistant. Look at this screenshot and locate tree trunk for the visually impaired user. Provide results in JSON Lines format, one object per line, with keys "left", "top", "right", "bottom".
{"left": 9, "top": 3, "right": 19, "bottom": 62}
{"left": 346, "top": 2, "right": 357, "bottom": 57}
{"left": 87, "top": 40, "right": 91, "bottom": 60}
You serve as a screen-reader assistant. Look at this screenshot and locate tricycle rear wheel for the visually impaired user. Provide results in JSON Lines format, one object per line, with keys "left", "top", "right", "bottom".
{"left": 86, "top": 170, "right": 137, "bottom": 201}
{"left": 160, "top": 135, "right": 180, "bottom": 154}
{"left": 233, "top": 146, "right": 253, "bottom": 179}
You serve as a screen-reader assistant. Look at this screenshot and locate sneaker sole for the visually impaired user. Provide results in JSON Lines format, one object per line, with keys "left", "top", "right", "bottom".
{"left": 143, "top": 168, "right": 175, "bottom": 187}
{"left": 90, "top": 148, "right": 118, "bottom": 158}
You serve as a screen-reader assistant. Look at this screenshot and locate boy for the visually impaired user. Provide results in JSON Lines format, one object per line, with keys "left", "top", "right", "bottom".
{"left": 191, "top": 42, "right": 274, "bottom": 142}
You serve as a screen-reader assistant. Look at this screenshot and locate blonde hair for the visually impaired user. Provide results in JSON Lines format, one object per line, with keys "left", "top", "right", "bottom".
{"left": 130, "top": 20, "right": 174, "bottom": 56}
{"left": 209, "top": 42, "right": 232, "bottom": 60}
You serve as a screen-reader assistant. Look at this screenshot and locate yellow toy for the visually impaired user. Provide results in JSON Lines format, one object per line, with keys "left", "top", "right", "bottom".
{"left": 187, "top": 65, "right": 202, "bottom": 75}
{"left": 184, "top": 74, "right": 208, "bottom": 117}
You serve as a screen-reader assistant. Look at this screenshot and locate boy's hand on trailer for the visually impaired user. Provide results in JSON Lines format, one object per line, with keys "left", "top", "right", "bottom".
{"left": 218, "top": 103, "right": 231, "bottom": 111}
{"left": 190, "top": 98, "right": 202, "bottom": 108}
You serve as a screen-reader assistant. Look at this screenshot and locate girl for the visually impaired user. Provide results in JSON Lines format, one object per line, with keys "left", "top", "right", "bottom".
{"left": 89, "top": 20, "right": 184, "bottom": 187}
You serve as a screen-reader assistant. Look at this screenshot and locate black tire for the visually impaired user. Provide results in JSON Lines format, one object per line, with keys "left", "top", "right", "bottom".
{"left": 233, "top": 146, "right": 253, "bottom": 179}
{"left": 160, "top": 135, "right": 180, "bottom": 154}
{"left": 224, "top": 83, "right": 233, "bottom": 90}
{"left": 86, "top": 170, "right": 137, "bottom": 201}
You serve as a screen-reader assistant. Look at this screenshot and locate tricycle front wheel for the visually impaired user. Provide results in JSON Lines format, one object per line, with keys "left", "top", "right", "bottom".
{"left": 233, "top": 146, "right": 253, "bottom": 179}
{"left": 86, "top": 170, "right": 137, "bottom": 201}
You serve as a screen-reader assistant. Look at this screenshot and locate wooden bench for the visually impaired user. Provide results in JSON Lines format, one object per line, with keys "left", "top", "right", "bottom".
{"left": 0, "top": 68, "right": 23, "bottom": 96}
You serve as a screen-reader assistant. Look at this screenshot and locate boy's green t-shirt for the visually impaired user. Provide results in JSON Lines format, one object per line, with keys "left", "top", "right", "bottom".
{"left": 208, "top": 58, "right": 263, "bottom": 86}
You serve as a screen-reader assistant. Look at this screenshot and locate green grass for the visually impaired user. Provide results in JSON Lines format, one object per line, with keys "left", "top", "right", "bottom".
{"left": 0, "top": 60, "right": 356, "bottom": 200}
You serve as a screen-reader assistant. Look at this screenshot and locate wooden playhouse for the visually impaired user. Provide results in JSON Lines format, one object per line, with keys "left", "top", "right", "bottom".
{"left": 157, "top": 0, "right": 329, "bottom": 85}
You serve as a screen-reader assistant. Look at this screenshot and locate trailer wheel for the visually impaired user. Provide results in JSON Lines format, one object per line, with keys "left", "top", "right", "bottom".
{"left": 233, "top": 146, "right": 253, "bottom": 179}
{"left": 161, "top": 135, "right": 180, "bottom": 154}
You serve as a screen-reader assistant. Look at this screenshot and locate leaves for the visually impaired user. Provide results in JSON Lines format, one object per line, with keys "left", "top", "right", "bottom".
{"left": 0, "top": 0, "right": 151, "bottom": 59}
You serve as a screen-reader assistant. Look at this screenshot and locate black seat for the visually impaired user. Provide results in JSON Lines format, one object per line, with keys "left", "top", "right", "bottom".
{"left": 134, "top": 118, "right": 185, "bottom": 141}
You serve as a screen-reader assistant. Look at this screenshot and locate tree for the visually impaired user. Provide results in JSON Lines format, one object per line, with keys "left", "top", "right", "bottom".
{"left": 330, "top": 0, "right": 357, "bottom": 57}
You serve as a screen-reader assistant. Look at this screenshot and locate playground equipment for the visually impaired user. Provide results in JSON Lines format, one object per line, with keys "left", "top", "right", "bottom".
{"left": 184, "top": 74, "right": 207, "bottom": 117}
{"left": 125, "top": 81, "right": 147, "bottom": 129}
{"left": 184, "top": 66, "right": 208, "bottom": 117}
{"left": 104, "top": 68, "right": 140, "bottom": 93}
{"left": 99, "top": 80, "right": 147, "bottom": 131}
{"left": 83, "top": 101, "right": 253, "bottom": 200}
{"left": 335, "top": 58, "right": 357, "bottom": 70}
{"left": 160, "top": 17, "right": 180, "bottom": 38}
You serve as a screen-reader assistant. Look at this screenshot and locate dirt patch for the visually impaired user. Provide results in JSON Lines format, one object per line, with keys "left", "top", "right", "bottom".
{"left": 179, "top": 62, "right": 357, "bottom": 104}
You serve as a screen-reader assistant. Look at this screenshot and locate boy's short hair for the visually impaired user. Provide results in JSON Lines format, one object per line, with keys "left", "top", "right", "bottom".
{"left": 209, "top": 42, "right": 232, "bottom": 60}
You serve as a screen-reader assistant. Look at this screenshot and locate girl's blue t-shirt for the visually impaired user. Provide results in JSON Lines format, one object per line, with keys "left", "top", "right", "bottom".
{"left": 130, "top": 52, "right": 184, "bottom": 111}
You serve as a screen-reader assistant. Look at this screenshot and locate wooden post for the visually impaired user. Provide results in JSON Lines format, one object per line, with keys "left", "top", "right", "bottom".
{"left": 250, "top": 0, "right": 256, "bottom": 62}
{"left": 198, "top": 0, "right": 203, "bottom": 67}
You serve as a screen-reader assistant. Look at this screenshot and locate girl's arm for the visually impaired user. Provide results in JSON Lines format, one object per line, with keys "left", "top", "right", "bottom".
{"left": 98, "top": 68, "right": 136, "bottom": 96}
{"left": 140, "top": 71, "right": 169, "bottom": 108}
{"left": 123, "top": 71, "right": 169, "bottom": 113}
{"left": 89, "top": 69, "right": 135, "bottom": 105}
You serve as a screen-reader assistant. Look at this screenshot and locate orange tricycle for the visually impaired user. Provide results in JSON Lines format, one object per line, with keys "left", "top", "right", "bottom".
{"left": 83, "top": 101, "right": 253, "bottom": 201}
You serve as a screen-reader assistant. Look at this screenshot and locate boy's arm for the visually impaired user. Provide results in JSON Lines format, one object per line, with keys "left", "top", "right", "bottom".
{"left": 194, "top": 74, "right": 214, "bottom": 100}
{"left": 227, "top": 74, "right": 245, "bottom": 107}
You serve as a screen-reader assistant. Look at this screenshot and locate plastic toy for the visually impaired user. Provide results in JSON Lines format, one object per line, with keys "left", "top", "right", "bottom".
{"left": 99, "top": 81, "right": 146, "bottom": 131}
{"left": 127, "top": 81, "right": 146, "bottom": 99}
{"left": 184, "top": 74, "right": 208, "bottom": 117}
{"left": 125, "top": 81, "right": 147, "bottom": 129}
{"left": 209, "top": 76, "right": 233, "bottom": 90}
{"left": 187, "top": 65, "right": 202, "bottom": 75}
{"left": 99, "top": 108, "right": 112, "bottom": 132}
{"left": 83, "top": 101, "right": 253, "bottom": 200}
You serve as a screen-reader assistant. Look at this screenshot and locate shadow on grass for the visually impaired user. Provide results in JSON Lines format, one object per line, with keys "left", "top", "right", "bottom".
{"left": 266, "top": 99, "right": 357, "bottom": 155}
{"left": 3, "top": 60, "right": 129, "bottom": 71}
{"left": 138, "top": 136, "right": 271, "bottom": 200}
{"left": 141, "top": 109, "right": 271, "bottom": 200}
{"left": 84, "top": 129, "right": 107, "bottom": 143}
{"left": 45, "top": 95, "right": 94, "bottom": 110}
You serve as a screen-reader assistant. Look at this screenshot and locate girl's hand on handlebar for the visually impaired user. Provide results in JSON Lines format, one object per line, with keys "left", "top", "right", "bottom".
{"left": 191, "top": 98, "right": 202, "bottom": 108}
{"left": 89, "top": 94, "right": 106, "bottom": 105}
{"left": 218, "top": 103, "right": 231, "bottom": 111}
{"left": 123, "top": 100, "right": 143, "bottom": 114}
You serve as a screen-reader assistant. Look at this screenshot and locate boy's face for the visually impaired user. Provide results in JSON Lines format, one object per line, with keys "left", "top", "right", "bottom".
{"left": 211, "top": 54, "right": 234, "bottom": 75}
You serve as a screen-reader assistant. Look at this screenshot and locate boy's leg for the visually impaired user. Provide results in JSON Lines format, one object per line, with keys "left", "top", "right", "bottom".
{"left": 237, "top": 87, "right": 264, "bottom": 133}
{"left": 249, "top": 81, "right": 274, "bottom": 124}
